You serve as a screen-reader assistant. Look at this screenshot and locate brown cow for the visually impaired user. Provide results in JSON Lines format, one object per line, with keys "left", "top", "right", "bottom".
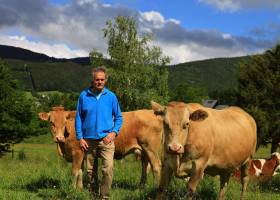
{"left": 39, "top": 107, "right": 163, "bottom": 189}
{"left": 152, "top": 101, "right": 257, "bottom": 200}
{"left": 39, "top": 107, "right": 84, "bottom": 188}
{"left": 233, "top": 152, "right": 280, "bottom": 181}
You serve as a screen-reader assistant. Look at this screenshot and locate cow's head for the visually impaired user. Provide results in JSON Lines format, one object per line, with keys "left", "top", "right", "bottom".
{"left": 38, "top": 106, "right": 75, "bottom": 143}
{"left": 271, "top": 152, "right": 280, "bottom": 172}
{"left": 151, "top": 101, "right": 208, "bottom": 154}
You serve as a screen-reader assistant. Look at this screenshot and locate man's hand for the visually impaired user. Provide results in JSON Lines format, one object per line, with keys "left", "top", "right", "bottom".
{"left": 103, "top": 132, "right": 116, "bottom": 145}
{"left": 79, "top": 139, "right": 89, "bottom": 151}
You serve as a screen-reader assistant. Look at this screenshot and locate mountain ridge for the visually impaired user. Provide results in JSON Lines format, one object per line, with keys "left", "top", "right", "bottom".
{"left": 0, "top": 44, "right": 247, "bottom": 92}
{"left": 0, "top": 44, "right": 90, "bottom": 65}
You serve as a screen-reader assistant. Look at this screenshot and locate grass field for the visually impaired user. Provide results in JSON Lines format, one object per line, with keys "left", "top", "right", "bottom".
{"left": 0, "top": 134, "right": 279, "bottom": 200}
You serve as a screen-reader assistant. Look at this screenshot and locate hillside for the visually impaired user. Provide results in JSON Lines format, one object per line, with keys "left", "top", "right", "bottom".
{"left": 0, "top": 44, "right": 90, "bottom": 65}
{"left": 5, "top": 59, "right": 91, "bottom": 92}
{"left": 0, "top": 45, "right": 247, "bottom": 93}
{"left": 168, "top": 56, "right": 247, "bottom": 91}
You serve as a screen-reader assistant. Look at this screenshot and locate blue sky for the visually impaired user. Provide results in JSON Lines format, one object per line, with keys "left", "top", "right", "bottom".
{"left": 100, "top": 0, "right": 279, "bottom": 36}
{"left": 1, "top": 0, "right": 280, "bottom": 64}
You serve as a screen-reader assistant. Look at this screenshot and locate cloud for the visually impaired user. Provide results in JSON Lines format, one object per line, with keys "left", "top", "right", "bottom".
{"left": 0, "top": 0, "right": 276, "bottom": 64}
{"left": 159, "top": 42, "right": 249, "bottom": 64}
{"left": 139, "top": 11, "right": 273, "bottom": 63}
{"left": 199, "top": 0, "right": 280, "bottom": 11}
{"left": 0, "top": 0, "right": 136, "bottom": 52}
{"left": 0, "top": 34, "right": 88, "bottom": 58}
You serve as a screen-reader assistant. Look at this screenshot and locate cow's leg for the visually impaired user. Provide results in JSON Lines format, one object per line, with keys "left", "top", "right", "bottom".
{"left": 240, "top": 161, "right": 250, "bottom": 200}
{"left": 219, "top": 172, "right": 231, "bottom": 200}
{"left": 142, "top": 147, "right": 161, "bottom": 185}
{"left": 72, "top": 166, "right": 79, "bottom": 189}
{"left": 71, "top": 150, "right": 84, "bottom": 189}
{"left": 186, "top": 160, "right": 206, "bottom": 200}
{"left": 140, "top": 152, "right": 149, "bottom": 188}
{"left": 156, "top": 160, "right": 173, "bottom": 200}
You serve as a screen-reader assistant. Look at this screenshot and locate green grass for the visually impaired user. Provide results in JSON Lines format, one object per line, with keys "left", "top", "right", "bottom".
{"left": 0, "top": 138, "right": 279, "bottom": 200}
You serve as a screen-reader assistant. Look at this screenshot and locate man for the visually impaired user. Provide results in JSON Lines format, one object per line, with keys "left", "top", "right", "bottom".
{"left": 75, "top": 67, "right": 123, "bottom": 199}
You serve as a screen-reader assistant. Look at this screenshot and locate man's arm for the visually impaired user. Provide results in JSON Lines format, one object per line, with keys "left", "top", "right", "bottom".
{"left": 75, "top": 95, "right": 89, "bottom": 150}
{"left": 75, "top": 95, "right": 84, "bottom": 141}
{"left": 112, "top": 95, "right": 123, "bottom": 135}
{"left": 103, "top": 95, "right": 123, "bottom": 145}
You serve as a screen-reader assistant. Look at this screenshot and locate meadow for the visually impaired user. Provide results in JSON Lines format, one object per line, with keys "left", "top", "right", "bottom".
{"left": 0, "top": 134, "right": 279, "bottom": 200}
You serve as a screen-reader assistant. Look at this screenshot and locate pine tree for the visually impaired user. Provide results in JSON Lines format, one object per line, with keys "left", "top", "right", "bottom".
{"left": 237, "top": 44, "right": 280, "bottom": 152}
{"left": 0, "top": 59, "right": 32, "bottom": 153}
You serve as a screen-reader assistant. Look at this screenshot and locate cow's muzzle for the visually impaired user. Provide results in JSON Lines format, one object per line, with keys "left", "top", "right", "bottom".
{"left": 55, "top": 135, "right": 65, "bottom": 143}
{"left": 168, "top": 143, "right": 184, "bottom": 154}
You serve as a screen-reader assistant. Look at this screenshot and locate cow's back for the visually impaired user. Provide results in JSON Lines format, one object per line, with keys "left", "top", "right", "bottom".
{"left": 186, "top": 105, "right": 257, "bottom": 171}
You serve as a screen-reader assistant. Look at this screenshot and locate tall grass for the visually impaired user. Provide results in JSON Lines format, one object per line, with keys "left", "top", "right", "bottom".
{"left": 0, "top": 136, "right": 279, "bottom": 200}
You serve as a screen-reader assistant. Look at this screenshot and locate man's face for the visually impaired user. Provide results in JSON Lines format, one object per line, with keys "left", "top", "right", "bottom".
{"left": 92, "top": 71, "right": 106, "bottom": 91}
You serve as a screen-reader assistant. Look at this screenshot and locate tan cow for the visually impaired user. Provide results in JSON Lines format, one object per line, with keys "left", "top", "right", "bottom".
{"left": 152, "top": 101, "right": 257, "bottom": 200}
{"left": 39, "top": 107, "right": 163, "bottom": 189}
{"left": 39, "top": 107, "right": 84, "bottom": 188}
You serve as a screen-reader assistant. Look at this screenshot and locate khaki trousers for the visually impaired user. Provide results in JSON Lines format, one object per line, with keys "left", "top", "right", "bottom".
{"left": 86, "top": 139, "right": 115, "bottom": 198}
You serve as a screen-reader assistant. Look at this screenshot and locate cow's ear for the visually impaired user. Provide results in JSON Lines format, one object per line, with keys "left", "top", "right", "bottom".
{"left": 66, "top": 111, "right": 76, "bottom": 120}
{"left": 190, "top": 109, "right": 208, "bottom": 121}
{"left": 38, "top": 112, "right": 50, "bottom": 121}
{"left": 151, "top": 101, "right": 166, "bottom": 116}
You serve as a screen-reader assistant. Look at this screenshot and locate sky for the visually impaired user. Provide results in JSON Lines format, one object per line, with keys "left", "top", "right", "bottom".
{"left": 1, "top": 0, "right": 280, "bottom": 64}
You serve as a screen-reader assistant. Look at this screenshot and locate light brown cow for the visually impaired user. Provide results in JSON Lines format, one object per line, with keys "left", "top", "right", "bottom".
{"left": 152, "top": 101, "right": 257, "bottom": 200}
{"left": 39, "top": 107, "right": 84, "bottom": 188}
{"left": 39, "top": 107, "right": 163, "bottom": 189}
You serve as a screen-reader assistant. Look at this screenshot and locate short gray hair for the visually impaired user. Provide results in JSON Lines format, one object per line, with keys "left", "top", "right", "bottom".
{"left": 91, "top": 66, "right": 108, "bottom": 79}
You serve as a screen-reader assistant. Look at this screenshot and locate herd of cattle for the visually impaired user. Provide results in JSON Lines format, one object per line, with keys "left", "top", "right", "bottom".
{"left": 38, "top": 101, "right": 280, "bottom": 200}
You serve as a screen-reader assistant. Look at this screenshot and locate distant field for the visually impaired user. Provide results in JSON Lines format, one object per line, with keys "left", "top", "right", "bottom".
{"left": 0, "top": 134, "right": 279, "bottom": 200}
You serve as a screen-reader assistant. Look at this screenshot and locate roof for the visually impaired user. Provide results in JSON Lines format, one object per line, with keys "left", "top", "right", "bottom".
{"left": 202, "top": 99, "right": 218, "bottom": 108}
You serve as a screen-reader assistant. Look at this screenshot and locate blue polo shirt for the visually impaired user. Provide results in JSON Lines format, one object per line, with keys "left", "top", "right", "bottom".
{"left": 75, "top": 87, "right": 123, "bottom": 140}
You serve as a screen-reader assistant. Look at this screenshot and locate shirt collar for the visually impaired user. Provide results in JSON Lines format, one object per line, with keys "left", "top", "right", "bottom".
{"left": 87, "top": 87, "right": 108, "bottom": 96}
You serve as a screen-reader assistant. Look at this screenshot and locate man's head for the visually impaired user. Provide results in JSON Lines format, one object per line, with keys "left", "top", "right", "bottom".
{"left": 91, "top": 67, "right": 108, "bottom": 92}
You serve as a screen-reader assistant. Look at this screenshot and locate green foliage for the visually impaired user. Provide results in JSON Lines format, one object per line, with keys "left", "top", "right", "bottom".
{"left": 6, "top": 59, "right": 92, "bottom": 92}
{"left": 34, "top": 91, "right": 79, "bottom": 112}
{"left": 170, "top": 84, "right": 209, "bottom": 103}
{"left": 168, "top": 57, "right": 246, "bottom": 92}
{"left": 6, "top": 54, "right": 247, "bottom": 99}
{"left": 237, "top": 44, "right": 280, "bottom": 147}
{"left": 91, "top": 16, "right": 170, "bottom": 111}
{"left": 209, "top": 89, "right": 238, "bottom": 105}
{"left": 0, "top": 59, "right": 33, "bottom": 152}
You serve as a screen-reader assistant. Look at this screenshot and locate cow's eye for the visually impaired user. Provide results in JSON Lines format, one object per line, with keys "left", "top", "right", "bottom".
{"left": 182, "top": 122, "right": 189, "bottom": 129}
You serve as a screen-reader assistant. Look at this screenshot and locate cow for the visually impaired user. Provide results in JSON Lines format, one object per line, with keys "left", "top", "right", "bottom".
{"left": 151, "top": 101, "right": 257, "bottom": 200}
{"left": 233, "top": 152, "right": 280, "bottom": 181}
{"left": 38, "top": 107, "right": 163, "bottom": 189}
{"left": 38, "top": 107, "right": 84, "bottom": 189}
